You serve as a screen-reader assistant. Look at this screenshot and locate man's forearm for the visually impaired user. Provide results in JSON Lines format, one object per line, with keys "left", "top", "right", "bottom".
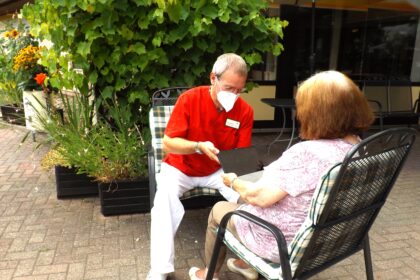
{"left": 163, "top": 135, "right": 197, "bottom": 155}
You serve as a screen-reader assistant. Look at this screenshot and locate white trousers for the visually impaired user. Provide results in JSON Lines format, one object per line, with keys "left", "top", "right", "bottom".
{"left": 150, "top": 163, "right": 240, "bottom": 274}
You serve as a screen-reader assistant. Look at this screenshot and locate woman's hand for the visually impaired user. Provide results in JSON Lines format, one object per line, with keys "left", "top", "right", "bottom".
{"left": 222, "top": 172, "right": 288, "bottom": 208}
{"left": 222, "top": 173, "right": 238, "bottom": 188}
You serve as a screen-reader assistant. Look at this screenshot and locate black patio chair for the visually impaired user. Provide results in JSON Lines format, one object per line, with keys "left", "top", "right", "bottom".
{"left": 206, "top": 127, "right": 416, "bottom": 280}
{"left": 148, "top": 87, "right": 225, "bottom": 210}
{"left": 362, "top": 79, "right": 420, "bottom": 130}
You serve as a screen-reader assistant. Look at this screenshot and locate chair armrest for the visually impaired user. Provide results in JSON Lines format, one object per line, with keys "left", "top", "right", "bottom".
{"left": 217, "top": 210, "right": 292, "bottom": 280}
{"left": 148, "top": 145, "right": 157, "bottom": 210}
{"left": 367, "top": 99, "right": 383, "bottom": 114}
{"left": 368, "top": 99, "right": 384, "bottom": 130}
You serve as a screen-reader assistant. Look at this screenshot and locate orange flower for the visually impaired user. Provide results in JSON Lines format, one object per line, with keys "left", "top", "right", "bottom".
{"left": 34, "top": 73, "right": 47, "bottom": 86}
{"left": 10, "top": 29, "right": 19, "bottom": 38}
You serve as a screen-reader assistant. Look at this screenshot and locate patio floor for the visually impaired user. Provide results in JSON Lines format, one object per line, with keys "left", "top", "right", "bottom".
{"left": 0, "top": 124, "right": 419, "bottom": 280}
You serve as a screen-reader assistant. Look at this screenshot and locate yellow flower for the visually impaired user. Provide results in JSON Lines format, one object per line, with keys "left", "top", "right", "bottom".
{"left": 12, "top": 44, "right": 42, "bottom": 72}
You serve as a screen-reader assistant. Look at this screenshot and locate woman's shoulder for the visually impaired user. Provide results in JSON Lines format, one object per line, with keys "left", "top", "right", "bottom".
{"left": 283, "top": 139, "right": 351, "bottom": 161}
{"left": 292, "top": 138, "right": 351, "bottom": 150}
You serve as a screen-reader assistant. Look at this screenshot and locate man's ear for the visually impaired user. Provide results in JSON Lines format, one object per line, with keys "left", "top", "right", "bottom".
{"left": 210, "top": 72, "right": 216, "bottom": 85}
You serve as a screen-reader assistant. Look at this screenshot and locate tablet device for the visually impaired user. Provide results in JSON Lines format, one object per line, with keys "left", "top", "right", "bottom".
{"left": 218, "top": 146, "right": 263, "bottom": 176}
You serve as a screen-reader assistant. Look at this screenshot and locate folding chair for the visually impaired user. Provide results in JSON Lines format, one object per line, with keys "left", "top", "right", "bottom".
{"left": 148, "top": 87, "right": 224, "bottom": 209}
{"left": 206, "top": 127, "right": 416, "bottom": 280}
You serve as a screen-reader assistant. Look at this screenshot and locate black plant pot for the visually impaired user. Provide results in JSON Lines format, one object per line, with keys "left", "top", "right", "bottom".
{"left": 98, "top": 178, "right": 150, "bottom": 216}
{"left": 0, "top": 104, "right": 25, "bottom": 126}
{"left": 55, "top": 165, "right": 98, "bottom": 199}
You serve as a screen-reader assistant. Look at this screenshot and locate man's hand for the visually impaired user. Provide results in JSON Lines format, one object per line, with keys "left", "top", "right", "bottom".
{"left": 198, "top": 141, "right": 220, "bottom": 163}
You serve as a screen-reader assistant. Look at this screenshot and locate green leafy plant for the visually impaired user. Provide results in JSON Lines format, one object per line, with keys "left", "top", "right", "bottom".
{"left": 22, "top": 0, "right": 288, "bottom": 126}
{"left": 22, "top": 0, "right": 287, "bottom": 182}
{"left": 27, "top": 87, "right": 97, "bottom": 171}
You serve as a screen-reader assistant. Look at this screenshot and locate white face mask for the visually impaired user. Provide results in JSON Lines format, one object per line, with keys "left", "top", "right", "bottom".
{"left": 216, "top": 90, "right": 239, "bottom": 112}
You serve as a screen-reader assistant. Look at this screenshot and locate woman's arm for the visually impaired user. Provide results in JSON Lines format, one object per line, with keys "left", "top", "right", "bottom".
{"left": 222, "top": 173, "right": 288, "bottom": 208}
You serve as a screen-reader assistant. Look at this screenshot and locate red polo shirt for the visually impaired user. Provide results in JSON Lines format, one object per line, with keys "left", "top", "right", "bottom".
{"left": 163, "top": 86, "right": 254, "bottom": 176}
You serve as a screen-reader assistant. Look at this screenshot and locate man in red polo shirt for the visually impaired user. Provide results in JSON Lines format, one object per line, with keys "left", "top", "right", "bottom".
{"left": 148, "top": 53, "right": 254, "bottom": 280}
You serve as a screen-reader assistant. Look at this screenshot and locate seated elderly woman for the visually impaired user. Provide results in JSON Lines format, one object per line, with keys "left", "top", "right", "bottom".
{"left": 189, "top": 70, "right": 374, "bottom": 280}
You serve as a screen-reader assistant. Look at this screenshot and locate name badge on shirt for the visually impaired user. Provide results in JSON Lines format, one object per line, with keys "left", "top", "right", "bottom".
{"left": 226, "top": 118, "right": 240, "bottom": 129}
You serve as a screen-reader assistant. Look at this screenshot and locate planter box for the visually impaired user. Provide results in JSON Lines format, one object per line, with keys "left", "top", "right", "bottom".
{"left": 98, "top": 179, "right": 150, "bottom": 216}
{"left": 55, "top": 165, "right": 98, "bottom": 199}
{"left": 23, "top": 90, "right": 47, "bottom": 131}
{"left": 0, "top": 105, "right": 25, "bottom": 126}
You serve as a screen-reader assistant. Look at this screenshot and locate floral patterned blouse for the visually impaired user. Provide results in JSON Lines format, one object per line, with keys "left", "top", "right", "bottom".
{"left": 234, "top": 139, "right": 355, "bottom": 263}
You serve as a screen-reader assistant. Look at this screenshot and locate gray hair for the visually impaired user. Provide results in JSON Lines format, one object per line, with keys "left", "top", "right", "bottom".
{"left": 212, "top": 53, "right": 248, "bottom": 78}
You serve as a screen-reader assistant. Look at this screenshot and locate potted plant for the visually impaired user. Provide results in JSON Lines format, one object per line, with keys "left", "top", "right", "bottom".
{"left": 0, "top": 19, "right": 52, "bottom": 131}
{"left": 40, "top": 146, "right": 98, "bottom": 199}
{"left": 0, "top": 20, "right": 29, "bottom": 125}
{"left": 63, "top": 101, "right": 150, "bottom": 216}
{"left": 30, "top": 82, "right": 99, "bottom": 199}
{"left": 36, "top": 91, "right": 150, "bottom": 215}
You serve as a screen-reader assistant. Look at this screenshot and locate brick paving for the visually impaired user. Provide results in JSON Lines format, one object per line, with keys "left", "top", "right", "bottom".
{"left": 0, "top": 124, "right": 419, "bottom": 280}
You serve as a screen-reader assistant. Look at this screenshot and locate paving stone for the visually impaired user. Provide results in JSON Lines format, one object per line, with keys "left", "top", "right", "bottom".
{"left": 83, "top": 267, "right": 119, "bottom": 279}
{"left": 35, "top": 251, "right": 55, "bottom": 266}
{"left": 67, "top": 262, "right": 85, "bottom": 280}
{"left": 0, "top": 269, "right": 14, "bottom": 280}
{"left": 14, "top": 259, "right": 36, "bottom": 277}
{"left": 119, "top": 265, "right": 137, "bottom": 280}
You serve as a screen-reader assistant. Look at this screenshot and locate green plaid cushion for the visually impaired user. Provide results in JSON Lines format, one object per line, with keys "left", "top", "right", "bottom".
{"left": 224, "top": 230, "right": 280, "bottom": 280}
{"left": 149, "top": 106, "right": 221, "bottom": 200}
{"left": 149, "top": 106, "right": 174, "bottom": 173}
{"left": 288, "top": 163, "right": 341, "bottom": 273}
{"left": 222, "top": 163, "right": 342, "bottom": 279}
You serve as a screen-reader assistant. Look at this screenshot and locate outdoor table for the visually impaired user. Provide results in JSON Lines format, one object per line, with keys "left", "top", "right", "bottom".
{"left": 261, "top": 98, "right": 297, "bottom": 153}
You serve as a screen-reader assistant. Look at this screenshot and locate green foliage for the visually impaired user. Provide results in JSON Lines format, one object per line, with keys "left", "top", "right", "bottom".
{"left": 22, "top": 0, "right": 287, "bottom": 181}
{"left": 22, "top": 0, "right": 288, "bottom": 125}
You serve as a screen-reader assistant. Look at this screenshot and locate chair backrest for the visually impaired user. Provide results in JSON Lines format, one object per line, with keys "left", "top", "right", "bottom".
{"left": 387, "top": 79, "right": 413, "bottom": 112}
{"left": 362, "top": 79, "right": 389, "bottom": 113}
{"left": 290, "top": 128, "right": 416, "bottom": 279}
{"left": 152, "top": 87, "right": 190, "bottom": 107}
{"left": 149, "top": 106, "right": 175, "bottom": 173}
{"left": 149, "top": 87, "right": 190, "bottom": 172}
{"left": 363, "top": 79, "right": 416, "bottom": 114}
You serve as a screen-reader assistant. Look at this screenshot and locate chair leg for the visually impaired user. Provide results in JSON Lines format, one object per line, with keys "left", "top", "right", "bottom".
{"left": 363, "top": 235, "right": 374, "bottom": 280}
{"left": 206, "top": 229, "right": 226, "bottom": 280}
